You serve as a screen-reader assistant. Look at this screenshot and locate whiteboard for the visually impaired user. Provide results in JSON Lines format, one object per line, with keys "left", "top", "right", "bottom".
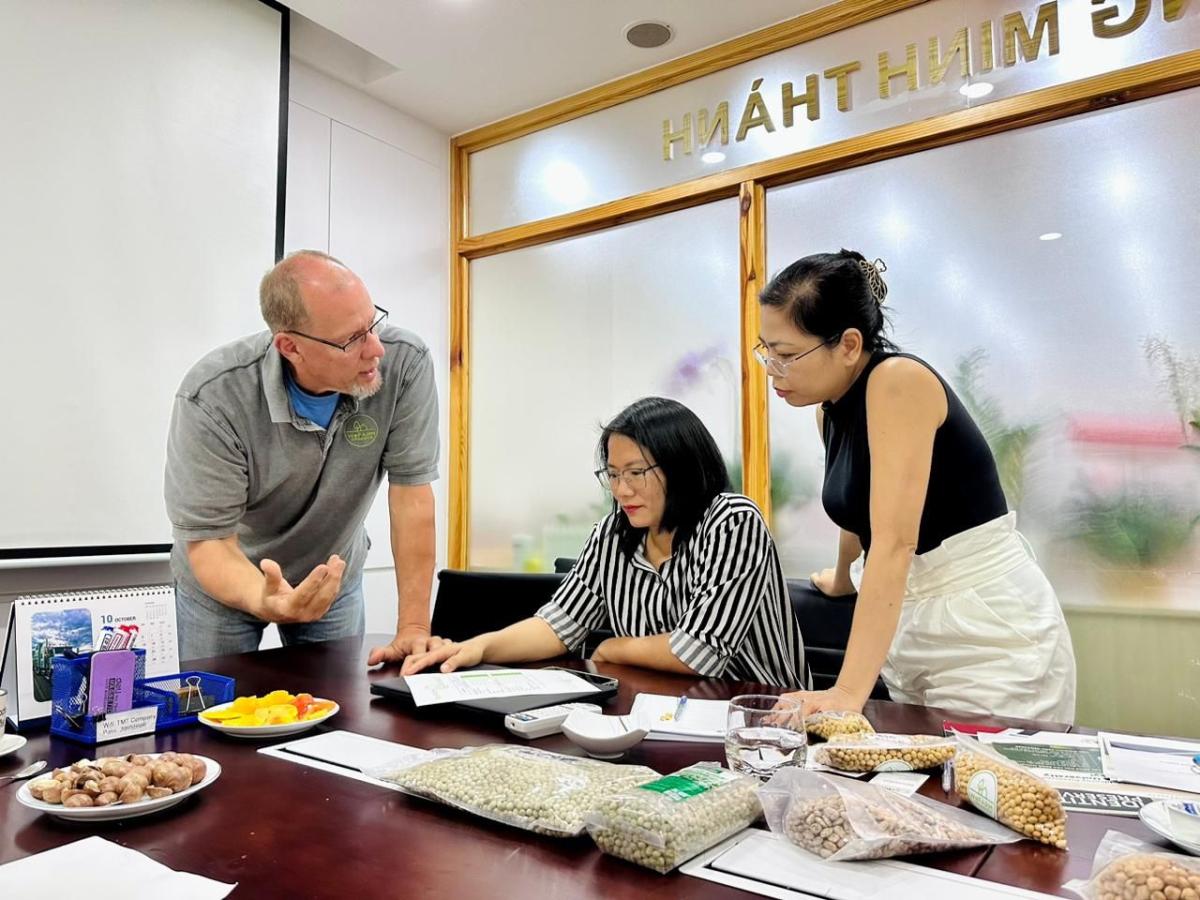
{"left": 0, "top": 0, "right": 284, "bottom": 554}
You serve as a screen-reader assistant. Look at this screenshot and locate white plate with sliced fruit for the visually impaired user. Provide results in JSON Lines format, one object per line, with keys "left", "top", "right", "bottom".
{"left": 16, "top": 752, "right": 221, "bottom": 822}
{"left": 198, "top": 691, "right": 339, "bottom": 739}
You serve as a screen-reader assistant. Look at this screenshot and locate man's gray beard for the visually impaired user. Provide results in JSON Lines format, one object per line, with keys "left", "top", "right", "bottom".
{"left": 348, "top": 373, "right": 384, "bottom": 400}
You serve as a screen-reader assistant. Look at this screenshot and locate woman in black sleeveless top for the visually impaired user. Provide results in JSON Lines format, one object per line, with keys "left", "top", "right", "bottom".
{"left": 759, "top": 249, "right": 1076, "bottom": 723}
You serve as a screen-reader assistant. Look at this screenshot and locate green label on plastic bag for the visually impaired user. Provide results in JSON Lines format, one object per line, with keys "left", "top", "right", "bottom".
{"left": 637, "top": 767, "right": 738, "bottom": 802}
{"left": 968, "top": 770, "right": 999, "bottom": 819}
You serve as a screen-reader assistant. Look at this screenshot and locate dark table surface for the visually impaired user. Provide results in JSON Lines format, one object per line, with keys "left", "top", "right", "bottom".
{"left": 0, "top": 635, "right": 1171, "bottom": 898}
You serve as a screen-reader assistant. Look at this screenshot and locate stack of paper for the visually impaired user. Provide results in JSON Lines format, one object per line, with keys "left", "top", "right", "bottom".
{"left": 976, "top": 731, "right": 1191, "bottom": 814}
{"left": 1099, "top": 732, "right": 1200, "bottom": 794}
{"left": 629, "top": 693, "right": 728, "bottom": 743}
{"left": 683, "top": 829, "right": 1059, "bottom": 898}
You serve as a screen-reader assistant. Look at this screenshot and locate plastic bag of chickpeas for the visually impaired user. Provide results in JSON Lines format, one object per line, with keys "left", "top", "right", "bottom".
{"left": 1064, "top": 829, "right": 1200, "bottom": 900}
{"left": 759, "top": 768, "right": 1020, "bottom": 862}
{"left": 952, "top": 734, "right": 1069, "bottom": 849}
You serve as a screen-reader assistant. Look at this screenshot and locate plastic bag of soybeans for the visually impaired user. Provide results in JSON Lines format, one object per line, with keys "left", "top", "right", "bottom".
{"left": 805, "top": 711, "right": 875, "bottom": 741}
{"left": 952, "top": 734, "right": 1068, "bottom": 849}
{"left": 812, "top": 733, "right": 956, "bottom": 773}
{"left": 1064, "top": 829, "right": 1200, "bottom": 900}
{"left": 586, "top": 763, "right": 763, "bottom": 873}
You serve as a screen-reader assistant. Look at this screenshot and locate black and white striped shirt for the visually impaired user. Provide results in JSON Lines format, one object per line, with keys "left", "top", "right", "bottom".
{"left": 536, "top": 493, "right": 807, "bottom": 688}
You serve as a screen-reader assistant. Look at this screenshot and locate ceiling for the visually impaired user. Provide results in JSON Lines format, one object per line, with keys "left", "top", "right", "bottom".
{"left": 283, "top": 1, "right": 832, "bottom": 135}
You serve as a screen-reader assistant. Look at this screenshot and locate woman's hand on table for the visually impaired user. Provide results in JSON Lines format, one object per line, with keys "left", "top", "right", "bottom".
{"left": 810, "top": 567, "right": 856, "bottom": 598}
{"left": 780, "top": 683, "right": 867, "bottom": 718}
{"left": 367, "top": 627, "right": 448, "bottom": 667}
{"left": 400, "top": 637, "right": 486, "bottom": 675}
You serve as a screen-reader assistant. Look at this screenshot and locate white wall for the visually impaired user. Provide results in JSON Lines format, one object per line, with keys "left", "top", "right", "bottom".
{"left": 1, "top": 59, "right": 450, "bottom": 654}
{"left": 284, "top": 60, "right": 451, "bottom": 640}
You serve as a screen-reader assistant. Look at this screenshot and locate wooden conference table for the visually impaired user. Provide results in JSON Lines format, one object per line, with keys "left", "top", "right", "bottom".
{"left": 0, "top": 634, "right": 1175, "bottom": 898}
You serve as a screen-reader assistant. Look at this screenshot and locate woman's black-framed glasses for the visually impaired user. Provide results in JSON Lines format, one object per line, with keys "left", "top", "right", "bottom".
{"left": 287, "top": 306, "right": 388, "bottom": 353}
{"left": 594, "top": 465, "right": 661, "bottom": 492}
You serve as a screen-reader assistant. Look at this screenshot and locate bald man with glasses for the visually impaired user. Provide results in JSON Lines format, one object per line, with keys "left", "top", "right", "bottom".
{"left": 165, "top": 250, "right": 443, "bottom": 665}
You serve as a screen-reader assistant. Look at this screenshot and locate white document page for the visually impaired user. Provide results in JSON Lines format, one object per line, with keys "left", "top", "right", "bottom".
{"left": 402, "top": 668, "right": 600, "bottom": 707}
{"left": 0, "top": 836, "right": 235, "bottom": 900}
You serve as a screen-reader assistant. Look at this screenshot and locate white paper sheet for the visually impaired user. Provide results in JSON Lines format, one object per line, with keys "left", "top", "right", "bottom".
{"left": 402, "top": 668, "right": 600, "bottom": 707}
{"left": 869, "top": 771, "right": 929, "bottom": 797}
{"left": 629, "top": 693, "right": 728, "bottom": 742}
{"left": 0, "top": 836, "right": 235, "bottom": 900}
{"left": 681, "top": 829, "right": 1056, "bottom": 899}
{"left": 258, "top": 730, "right": 427, "bottom": 788}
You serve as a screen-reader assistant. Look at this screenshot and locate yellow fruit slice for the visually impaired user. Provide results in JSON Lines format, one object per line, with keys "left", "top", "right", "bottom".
{"left": 201, "top": 708, "right": 243, "bottom": 721}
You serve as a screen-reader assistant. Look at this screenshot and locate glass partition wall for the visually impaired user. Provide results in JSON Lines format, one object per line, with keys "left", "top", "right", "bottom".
{"left": 469, "top": 201, "right": 742, "bottom": 570}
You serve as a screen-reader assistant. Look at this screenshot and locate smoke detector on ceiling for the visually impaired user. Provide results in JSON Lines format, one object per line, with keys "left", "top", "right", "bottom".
{"left": 624, "top": 21, "right": 673, "bottom": 49}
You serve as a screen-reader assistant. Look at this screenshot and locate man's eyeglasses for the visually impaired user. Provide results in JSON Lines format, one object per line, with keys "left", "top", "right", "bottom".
{"left": 594, "top": 465, "right": 661, "bottom": 492}
{"left": 753, "top": 334, "right": 841, "bottom": 376}
{"left": 286, "top": 306, "right": 388, "bottom": 353}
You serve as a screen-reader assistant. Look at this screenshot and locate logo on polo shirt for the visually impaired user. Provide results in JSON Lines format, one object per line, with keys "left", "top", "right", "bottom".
{"left": 344, "top": 414, "right": 380, "bottom": 448}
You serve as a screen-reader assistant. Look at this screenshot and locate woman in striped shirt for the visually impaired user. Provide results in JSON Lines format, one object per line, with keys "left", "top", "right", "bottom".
{"left": 402, "top": 397, "right": 807, "bottom": 687}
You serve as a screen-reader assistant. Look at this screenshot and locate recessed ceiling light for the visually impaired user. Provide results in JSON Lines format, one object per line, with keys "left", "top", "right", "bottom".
{"left": 1039, "top": 232, "right": 1063, "bottom": 241}
{"left": 959, "top": 81, "right": 994, "bottom": 99}
{"left": 701, "top": 151, "right": 725, "bottom": 164}
{"left": 624, "top": 21, "right": 673, "bottom": 49}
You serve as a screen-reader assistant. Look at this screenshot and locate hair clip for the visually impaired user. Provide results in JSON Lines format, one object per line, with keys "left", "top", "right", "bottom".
{"left": 858, "top": 258, "right": 889, "bottom": 306}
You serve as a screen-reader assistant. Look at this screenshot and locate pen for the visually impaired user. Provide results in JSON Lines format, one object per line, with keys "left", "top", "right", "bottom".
{"left": 673, "top": 695, "right": 688, "bottom": 722}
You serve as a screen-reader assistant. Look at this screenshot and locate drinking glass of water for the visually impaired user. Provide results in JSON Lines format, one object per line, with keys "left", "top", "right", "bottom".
{"left": 725, "top": 694, "right": 806, "bottom": 778}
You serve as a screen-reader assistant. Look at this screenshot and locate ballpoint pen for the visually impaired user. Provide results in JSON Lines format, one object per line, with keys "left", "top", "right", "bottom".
{"left": 672, "top": 695, "right": 688, "bottom": 722}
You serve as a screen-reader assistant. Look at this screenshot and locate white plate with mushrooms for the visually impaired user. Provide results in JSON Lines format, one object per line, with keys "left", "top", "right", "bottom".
{"left": 16, "top": 752, "right": 221, "bottom": 821}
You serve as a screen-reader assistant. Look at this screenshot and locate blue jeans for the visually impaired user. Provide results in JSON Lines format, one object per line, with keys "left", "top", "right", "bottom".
{"left": 175, "top": 576, "right": 365, "bottom": 662}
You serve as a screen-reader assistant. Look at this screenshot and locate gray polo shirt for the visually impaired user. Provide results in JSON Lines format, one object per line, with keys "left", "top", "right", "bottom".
{"left": 164, "top": 325, "right": 439, "bottom": 604}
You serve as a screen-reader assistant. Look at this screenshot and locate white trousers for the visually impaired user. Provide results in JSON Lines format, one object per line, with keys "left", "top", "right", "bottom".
{"left": 864, "top": 512, "right": 1077, "bottom": 724}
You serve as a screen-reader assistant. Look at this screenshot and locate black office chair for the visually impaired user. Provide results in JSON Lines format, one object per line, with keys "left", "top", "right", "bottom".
{"left": 429, "top": 568, "right": 613, "bottom": 658}
{"left": 430, "top": 569, "right": 565, "bottom": 642}
{"left": 548, "top": 557, "right": 615, "bottom": 654}
{"left": 788, "top": 578, "right": 889, "bottom": 700}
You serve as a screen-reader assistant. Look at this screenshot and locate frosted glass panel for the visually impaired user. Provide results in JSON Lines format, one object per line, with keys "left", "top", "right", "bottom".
{"left": 766, "top": 87, "right": 1200, "bottom": 601}
{"left": 470, "top": 200, "right": 741, "bottom": 570}
{"left": 470, "top": 0, "right": 1200, "bottom": 233}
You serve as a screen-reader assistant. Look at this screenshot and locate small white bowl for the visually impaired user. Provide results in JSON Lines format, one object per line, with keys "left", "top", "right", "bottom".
{"left": 561, "top": 710, "right": 649, "bottom": 759}
{"left": 1168, "top": 801, "right": 1200, "bottom": 844}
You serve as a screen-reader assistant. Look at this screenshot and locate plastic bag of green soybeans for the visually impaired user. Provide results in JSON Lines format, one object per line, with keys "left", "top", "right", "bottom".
{"left": 586, "top": 763, "right": 763, "bottom": 873}
{"left": 368, "top": 744, "right": 658, "bottom": 837}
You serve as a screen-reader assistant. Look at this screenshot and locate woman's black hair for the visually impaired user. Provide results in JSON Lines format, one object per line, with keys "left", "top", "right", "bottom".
{"left": 598, "top": 396, "right": 731, "bottom": 559}
{"left": 758, "top": 248, "right": 898, "bottom": 352}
